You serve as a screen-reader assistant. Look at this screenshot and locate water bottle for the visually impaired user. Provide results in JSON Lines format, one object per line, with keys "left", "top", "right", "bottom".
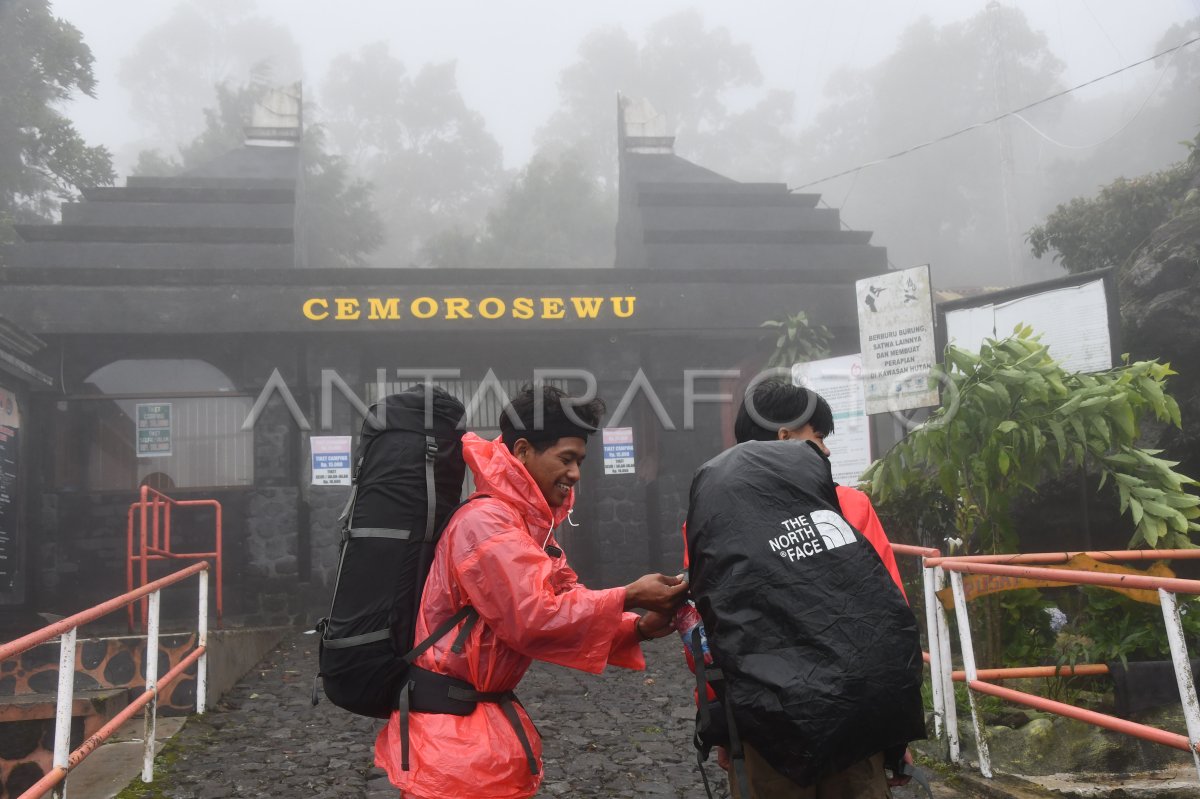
{"left": 674, "top": 600, "right": 712, "bottom": 668}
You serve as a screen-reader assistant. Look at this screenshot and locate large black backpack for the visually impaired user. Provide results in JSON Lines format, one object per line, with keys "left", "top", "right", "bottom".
{"left": 686, "top": 439, "right": 926, "bottom": 788}
{"left": 315, "top": 384, "right": 469, "bottom": 718}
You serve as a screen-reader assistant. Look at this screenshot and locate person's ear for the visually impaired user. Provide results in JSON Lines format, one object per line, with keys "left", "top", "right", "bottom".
{"left": 777, "top": 428, "right": 791, "bottom": 441}
{"left": 513, "top": 439, "right": 532, "bottom": 464}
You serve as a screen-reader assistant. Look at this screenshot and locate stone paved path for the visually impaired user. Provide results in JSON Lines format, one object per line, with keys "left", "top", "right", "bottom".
{"left": 116, "top": 629, "right": 729, "bottom": 798}
{"left": 119, "top": 629, "right": 959, "bottom": 798}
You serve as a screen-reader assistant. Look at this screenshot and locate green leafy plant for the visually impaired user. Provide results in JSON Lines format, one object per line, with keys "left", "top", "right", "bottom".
{"left": 761, "top": 311, "right": 833, "bottom": 369}
{"left": 864, "top": 326, "right": 1199, "bottom": 552}
{"left": 999, "top": 589, "right": 1056, "bottom": 666}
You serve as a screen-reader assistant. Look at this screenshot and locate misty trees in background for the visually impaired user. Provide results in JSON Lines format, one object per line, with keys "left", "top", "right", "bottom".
{"left": 423, "top": 149, "right": 613, "bottom": 269}
{"left": 1028, "top": 135, "right": 1198, "bottom": 275}
{"left": 134, "top": 81, "right": 383, "bottom": 269}
{"left": 793, "top": 6, "right": 1065, "bottom": 288}
{"left": 1036, "top": 17, "right": 1200, "bottom": 209}
{"left": 118, "top": 0, "right": 301, "bottom": 155}
{"left": 537, "top": 9, "right": 796, "bottom": 189}
{"left": 0, "top": 0, "right": 115, "bottom": 248}
{"left": 318, "top": 43, "right": 504, "bottom": 266}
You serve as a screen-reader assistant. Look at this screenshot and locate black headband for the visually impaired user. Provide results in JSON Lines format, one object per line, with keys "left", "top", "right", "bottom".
{"left": 501, "top": 417, "right": 597, "bottom": 449}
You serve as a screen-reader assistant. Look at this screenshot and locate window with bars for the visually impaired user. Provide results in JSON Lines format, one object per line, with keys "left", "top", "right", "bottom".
{"left": 52, "top": 359, "right": 254, "bottom": 492}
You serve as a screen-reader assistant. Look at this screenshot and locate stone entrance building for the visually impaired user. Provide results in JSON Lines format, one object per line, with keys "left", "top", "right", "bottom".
{"left": 0, "top": 97, "right": 888, "bottom": 626}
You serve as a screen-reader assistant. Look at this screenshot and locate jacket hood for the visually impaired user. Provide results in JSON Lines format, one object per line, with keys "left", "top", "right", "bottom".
{"left": 462, "top": 432, "right": 573, "bottom": 530}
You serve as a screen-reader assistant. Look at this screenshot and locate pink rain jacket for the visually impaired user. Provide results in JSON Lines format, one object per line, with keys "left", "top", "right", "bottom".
{"left": 375, "top": 433, "right": 646, "bottom": 799}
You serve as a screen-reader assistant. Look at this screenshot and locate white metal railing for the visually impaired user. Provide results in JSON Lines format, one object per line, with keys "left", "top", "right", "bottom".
{"left": 0, "top": 561, "right": 209, "bottom": 799}
{"left": 912, "top": 548, "right": 1200, "bottom": 783}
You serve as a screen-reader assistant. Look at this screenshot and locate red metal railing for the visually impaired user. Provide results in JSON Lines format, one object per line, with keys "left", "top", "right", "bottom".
{"left": 912, "top": 547, "right": 1200, "bottom": 780}
{"left": 0, "top": 562, "right": 210, "bottom": 799}
{"left": 126, "top": 485, "right": 222, "bottom": 630}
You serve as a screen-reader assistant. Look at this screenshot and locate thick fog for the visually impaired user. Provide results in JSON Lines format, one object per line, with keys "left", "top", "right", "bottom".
{"left": 22, "top": 0, "right": 1200, "bottom": 284}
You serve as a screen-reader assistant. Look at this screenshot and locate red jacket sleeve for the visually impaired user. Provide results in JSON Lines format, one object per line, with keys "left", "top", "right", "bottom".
{"left": 451, "top": 504, "right": 644, "bottom": 674}
{"left": 837, "top": 486, "right": 907, "bottom": 602}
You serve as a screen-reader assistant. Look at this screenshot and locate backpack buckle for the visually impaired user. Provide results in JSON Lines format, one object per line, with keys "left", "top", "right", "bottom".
{"left": 425, "top": 439, "right": 438, "bottom": 460}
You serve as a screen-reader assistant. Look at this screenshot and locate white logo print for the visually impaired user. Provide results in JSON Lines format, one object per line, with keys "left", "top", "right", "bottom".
{"left": 768, "top": 510, "right": 857, "bottom": 562}
{"left": 811, "top": 510, "right": 856, "bottom": 550}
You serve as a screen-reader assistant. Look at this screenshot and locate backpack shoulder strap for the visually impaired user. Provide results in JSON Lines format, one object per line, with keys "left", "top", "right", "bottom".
{"left": 691, "top": 628, "right": 750, "bottom": 799}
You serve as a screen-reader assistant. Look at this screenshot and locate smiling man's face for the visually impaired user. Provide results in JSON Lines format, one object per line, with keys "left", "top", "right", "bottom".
{"left": 516, "top": 436, "right": 588, "bottom": 507}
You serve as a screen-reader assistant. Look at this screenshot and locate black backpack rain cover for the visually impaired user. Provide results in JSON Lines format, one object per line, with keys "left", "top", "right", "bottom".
{"left": 318, "top": 384, "right": 466, "bottom": 718}
{"left": 686, "top": 439, "right": 925, "bottom": 786}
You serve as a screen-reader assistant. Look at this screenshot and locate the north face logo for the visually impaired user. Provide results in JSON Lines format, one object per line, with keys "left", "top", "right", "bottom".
{"left": 769, "top": 510, "right": 857, "bottom": 562}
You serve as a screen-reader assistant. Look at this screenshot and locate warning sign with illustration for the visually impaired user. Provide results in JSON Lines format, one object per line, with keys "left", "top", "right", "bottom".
{"left": 855, "top": 265, "right": 939, "bottom": 415}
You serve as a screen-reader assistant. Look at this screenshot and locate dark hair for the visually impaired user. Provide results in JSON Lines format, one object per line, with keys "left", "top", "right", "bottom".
{"left": 733, "top": 378, "right": 834, "bottom": 444}
{"left": 500, "top": 384, "right": 607, "bottom": 452}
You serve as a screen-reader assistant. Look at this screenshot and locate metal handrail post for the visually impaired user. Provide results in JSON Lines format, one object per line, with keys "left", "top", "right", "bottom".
{"left": 922, "top": 562, "right": 947, "bottom": 742}
{"left": 1159, "top": 589, "right": 1200, "bottom": 779}
{"left": 197, "top": 570, "right": 208, "bottom": 713}
{"left": 142, "top": 590, "right": 160, "bottom": 783}
{"left": 935, "top": 565, "right": 960, "bottom": 762}
{"left": 949, "top": 571, "right": 992, "bottom": 778}
{"left": 50, "top": 628, "right": 77, "bottom": 799}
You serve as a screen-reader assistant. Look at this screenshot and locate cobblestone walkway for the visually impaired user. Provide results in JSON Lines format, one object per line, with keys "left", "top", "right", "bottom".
{"left": 119, "top": 629, "right": 729, "bottom": 798}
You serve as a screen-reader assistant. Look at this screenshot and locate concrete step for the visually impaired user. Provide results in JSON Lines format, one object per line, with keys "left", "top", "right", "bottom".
{"left": 644, "top": 240, "right": 887, "bottom": 272}
{"left": 640, "top": 204, "right": 843, "bottom": 233}
{"left": 61, "top": 201, "right": 294, "bottom": 229}
{"left": 7, "top": 241, "right": 295, "bottom": 269}
{"left": 0, "top": 687, "right": 129, "bottom": 726}
{"left": 13, "top": 225, "right": 293, "bottom": 244}
{"left": 82, "top": 186, "right": 294, "bottom": 204}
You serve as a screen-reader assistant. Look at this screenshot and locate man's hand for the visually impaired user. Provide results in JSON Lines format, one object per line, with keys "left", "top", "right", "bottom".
{"left": 886, "top": 749, "right": 913, "bottom": 787}
{"left": 635, "top": 609, "right": 676, "bottom": 640}
{"left": 624, "top": 573, "right": 688, "bottom": 613}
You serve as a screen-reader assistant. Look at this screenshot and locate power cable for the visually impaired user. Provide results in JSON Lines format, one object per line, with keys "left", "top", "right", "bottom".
{"left": 790, "top": 33, "right": 1200, "bottom": 191}
{"left": 1011, "top": 20, "right": 1183, "bottom": 151}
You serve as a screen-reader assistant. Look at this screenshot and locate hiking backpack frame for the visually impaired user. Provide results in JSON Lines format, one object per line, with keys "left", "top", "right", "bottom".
{"left": 312, "top": 384, "right": 540, "bottom": 776}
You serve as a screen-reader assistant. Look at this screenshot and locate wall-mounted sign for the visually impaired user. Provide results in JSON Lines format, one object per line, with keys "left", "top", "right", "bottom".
{"left": 311, "top": 436, "right": 352, "bottom": 486}
{"left": 942, "top": 273, "right": 1114, "bottom": 374}
{"left": 792, "top": 354, "right": 872, "bottom": 486}
{"left": 602, "top": 427, "right": 635, "bottom": 476}
{"left": 135, "top": 402, "right": 173, "bottom": 458}
{"left": 856, "top": 265, "right": 938, "bottom": 415}
{"left": 302, "top": 295, "right": 637, "bottom": 323}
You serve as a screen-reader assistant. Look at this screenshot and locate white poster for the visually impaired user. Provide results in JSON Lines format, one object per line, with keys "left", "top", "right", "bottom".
{"left": 602, "top": 427, "right": 635, "bottom": 475}
{"left": 311, "top": 436, "right": 352, "bottom": 486}
{"left": 792, "top": 354, "right": 872, "bottom": 486}
{"left": 856, "top": 265, "right": 939, "bottom": 415}
{"left": 944, "top": 278, "right": 1112, "bottom": 374}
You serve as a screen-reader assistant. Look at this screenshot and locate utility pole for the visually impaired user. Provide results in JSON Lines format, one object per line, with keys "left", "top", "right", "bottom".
{"left": 987, "top": 1, "right": 1023, "bottom": 286}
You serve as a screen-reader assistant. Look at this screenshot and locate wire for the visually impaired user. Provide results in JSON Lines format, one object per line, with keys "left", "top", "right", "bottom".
{"left": 1009, "top": 36, "right": 1181, "bottom": 151}
{"left": 790, "top": 33, "right": 1200, "bottom": 191}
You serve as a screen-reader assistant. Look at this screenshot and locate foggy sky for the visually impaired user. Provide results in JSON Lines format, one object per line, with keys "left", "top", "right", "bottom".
{"left": 52, "top": 0, "right": 1200, "bottom": 173}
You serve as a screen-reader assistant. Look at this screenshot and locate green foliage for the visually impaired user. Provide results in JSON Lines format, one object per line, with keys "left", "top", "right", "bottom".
{"left": 0, "top": 0, "right": 115, "bottom": 242}
{"left": 1068, "top": 588, "right": 1200, "bottom": 666}
{"left": 1027, "top": 159, "right": 1195, "bottom": 274}
{"left": 863, "top": 326, "right": 1199, "bottom": 551}
{"left": 761, "top": 311, "right": 833, "bottom": 370}
{"left": 999, "top": 589, "right": 1056, "bottom": 666}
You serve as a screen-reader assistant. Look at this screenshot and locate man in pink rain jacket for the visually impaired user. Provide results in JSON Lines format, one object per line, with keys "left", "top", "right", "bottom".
{"left": 375, "top": 385, "right": 687, "bottom": 799}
